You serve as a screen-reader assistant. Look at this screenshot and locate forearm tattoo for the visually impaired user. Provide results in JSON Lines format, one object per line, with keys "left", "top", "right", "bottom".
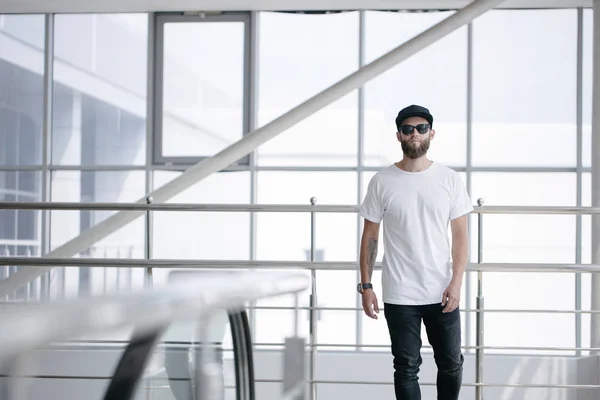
{"left": 367, "top": 238, "right": 378, "bottom": 279}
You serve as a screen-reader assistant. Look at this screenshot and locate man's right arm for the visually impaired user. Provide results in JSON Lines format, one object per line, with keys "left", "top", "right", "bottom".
{"left": 359, "top": 219, "right": 381, "bottom": 319}
{"left": 360, "top": 219, "right": 380, "bottom": 284}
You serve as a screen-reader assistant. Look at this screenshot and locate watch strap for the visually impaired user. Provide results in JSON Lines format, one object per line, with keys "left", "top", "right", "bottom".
{"left": 357, "top": 282, "right": 373, "bottom": 293}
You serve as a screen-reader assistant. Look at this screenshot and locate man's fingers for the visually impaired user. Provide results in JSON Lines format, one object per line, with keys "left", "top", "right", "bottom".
{"left": 441, "top": 291, "right": 447, "bottom": 306}
{"left": 362, "top": 296, "right": 379, "bottom": 319}
{"left": 366, "top": 308, "right": 377, "bottom": 319}
{"left": 369, "top": 300, "right": 378, "bottom": 319}
{"left": 443, "top": 298, "right": 458, "bottom": 313}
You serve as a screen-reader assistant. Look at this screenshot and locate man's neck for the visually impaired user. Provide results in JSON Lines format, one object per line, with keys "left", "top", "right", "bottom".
{"left": 395, "top": 156, "right": 433, "bottom": 173}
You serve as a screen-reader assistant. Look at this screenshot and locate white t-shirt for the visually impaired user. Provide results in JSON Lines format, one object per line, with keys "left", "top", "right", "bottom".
{"left": 359, "top": 162, "right": 473, "bottom": 306}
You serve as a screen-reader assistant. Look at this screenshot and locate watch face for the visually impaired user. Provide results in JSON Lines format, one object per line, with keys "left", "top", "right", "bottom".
{"left": 356, "top": 283, "right": 362, "bottom": 293}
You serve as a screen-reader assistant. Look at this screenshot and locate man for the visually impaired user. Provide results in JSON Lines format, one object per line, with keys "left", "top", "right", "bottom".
{"left": 357, "top": 105, "right": 472, "bottom": 400}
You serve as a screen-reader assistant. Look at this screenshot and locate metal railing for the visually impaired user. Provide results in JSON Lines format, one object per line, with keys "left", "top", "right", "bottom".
{"left": 0, "top": 199, "right": 599, "bottom": 400}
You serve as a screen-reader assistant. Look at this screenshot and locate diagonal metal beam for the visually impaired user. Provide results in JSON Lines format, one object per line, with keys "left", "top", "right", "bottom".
{"left": 0, "top": 0, "right": 505, "bottom": 297}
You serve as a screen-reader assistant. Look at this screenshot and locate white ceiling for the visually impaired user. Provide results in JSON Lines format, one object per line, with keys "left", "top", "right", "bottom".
{"left": 0, "top": 0, "right": 593, "bottom": 14}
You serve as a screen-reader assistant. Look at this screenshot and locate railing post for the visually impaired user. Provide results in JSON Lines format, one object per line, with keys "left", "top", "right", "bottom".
{"left": 475, "top": 198, "right": 485, "bottom": 400}
{"left": 145, "top": 196, "right": 153, "bottom": 288}
{"left": 309, "top": 197, "right": 318, "bottom": 400}
{"left": 26, "top": 247, "right": 33, "bottom": 302}
{"left": 4, "top": 247, "right": 11, "bottom": 302}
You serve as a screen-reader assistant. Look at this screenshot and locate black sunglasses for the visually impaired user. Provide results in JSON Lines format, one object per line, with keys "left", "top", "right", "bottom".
{"left": 400, "top": 124, "right": 430, "bottom": 135}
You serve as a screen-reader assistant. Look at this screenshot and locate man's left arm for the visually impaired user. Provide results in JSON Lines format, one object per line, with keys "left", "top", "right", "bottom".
{"left": 442, "top": 214, "right": 469, "bottom": 313}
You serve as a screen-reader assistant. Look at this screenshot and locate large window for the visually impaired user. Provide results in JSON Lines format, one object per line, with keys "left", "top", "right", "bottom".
{"left": 50, "top": 170, "right": 146, "bottom": 297}
{"left": 0, "top": 14, "right": 45, "bottom": 300}
{"left": 52, "top": 14, "right": 147, "bottom": 166}
{"left": 470, "top": 172, "right": 577, "bottom": 354}
{"left": 257, "top": 12, "right": 359, "bottom": 167}
{"left": 0, "top": 171, "right": 42, "bottom": 252}
{"left": 47, "top": 14, "right": 149, "bottom": 298}
{"left": 472, "top": 10, "right": 578, "bottom": 167}
{"left": 364, "top": 11, "right": 467, "bottom": 168}
{"left": 583, "top": 9, "right": 593, "bottom": 168}
{"left": 152, "top": 171, "right": 251, "bottom": 284}
{"left": 0, "top": 9, "right": 594, "bottom": 360}
{"left": 254, "top": 171, "right": 358, "bottom": 346}
{"left": 0, "top": 15, "right": 45, "bottom": 168}
{"left": 156, "top": 14, "right": 248, "bottom": 163}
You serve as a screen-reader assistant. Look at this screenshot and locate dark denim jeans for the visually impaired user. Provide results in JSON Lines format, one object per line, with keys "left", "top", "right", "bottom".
{"left": 384, "top": 302, "right": 463, "bottom": 400}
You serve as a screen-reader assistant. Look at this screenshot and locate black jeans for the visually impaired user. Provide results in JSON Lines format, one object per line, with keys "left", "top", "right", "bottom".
{"left": 384, "top": 303, "right": 463, "bottom": 400}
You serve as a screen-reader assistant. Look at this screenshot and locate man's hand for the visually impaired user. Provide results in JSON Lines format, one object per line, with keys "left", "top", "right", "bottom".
{"left": 362, "top": 290, "right": 380, "bottom": 319}
{"left": 441, "top": 280, "right": 461, "bottom": 313}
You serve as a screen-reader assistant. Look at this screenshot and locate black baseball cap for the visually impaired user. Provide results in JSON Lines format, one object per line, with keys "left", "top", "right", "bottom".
{"left": 395, "top": 105, "right": 434, "bottom": 130}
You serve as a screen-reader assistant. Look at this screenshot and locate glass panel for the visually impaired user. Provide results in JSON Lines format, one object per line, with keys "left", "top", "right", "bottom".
{"left": 472, "top": 172, "right": 576, "bottom": 208}
{"left": 582, "top": 214, "right": 592, "bottom": 356}
{"left": 581, "top": 270, "right": 592, "bottom": 356}
{"left": 152, "top": 171, "right": 250, "bottom": 285}
{"left": 52, "top": 14, "right": 148, "bottom": 166}
{"left": 257, "top": 171, "right": 357, "bottom": 205}
{"left": 472, "top": 10, "right": 577, "bottom": 167}
{"left": 582, "top": 172, "right": 591, "bottom": 262}
{"left": 582, "top": 172, "right": 591, "bottom": 355}
{"left": 318, "top": 310, "right": 356, "bottom": 350}
{"left": 50, "top": 170, "right": 145, "bottom": 297}
{"left": 135, "top": 309, "right": 232, "bottom": 400}
{"left": 254, "top": 309, "right": 356, "bottom": 350}
{"left": 161, "top": 21, "right": 245, "bottom": 158}
{"left": 1, "top": 15, "right": 45, "bottom": 49}
{"left": 364, "top": 11, "right": 467, "bottom": 167}
{"left": 0, "top": 15, "right": 45, "bottom": 166}
{"left": 471, "top": 172, "right": 576, "bottom": 264}
{"left": 582, "top": 172, "right": 590, "bottom": 209}
{"left": 254, "top": 308, "right": 309, "bottom": 347}
{"left": 257, "top": 11, "right": 359, "bottom": 166}
{"left": 0, "top": 171, "right": 42, "bottom": 254}
{"left": 255, "top": 172, "right": 357, "bottom": 343}
{"left": 470, "top": 172, "right": 576, "bottom": 355}
{"left": 255, "top": 171, "right": 356, "bottom": 267}
{"left": 583, "top": 9, "right": 592, "bottom": 168}
{"left": 0, "top": 171, "right": 42, "bottom": 301}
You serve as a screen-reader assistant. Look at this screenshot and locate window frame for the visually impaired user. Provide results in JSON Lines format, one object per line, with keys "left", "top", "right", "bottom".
{"left": 152, "top": 12, "right": 253, "bottom": 167}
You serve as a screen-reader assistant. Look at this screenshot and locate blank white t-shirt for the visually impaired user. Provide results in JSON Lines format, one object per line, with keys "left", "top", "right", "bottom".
{"left": 359, "top": 162, "right": 473, "bottom": 306}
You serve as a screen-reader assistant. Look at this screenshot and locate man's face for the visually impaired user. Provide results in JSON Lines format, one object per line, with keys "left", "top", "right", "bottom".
{"left": 396, "top": 116, "right": 435, "bottom": 159}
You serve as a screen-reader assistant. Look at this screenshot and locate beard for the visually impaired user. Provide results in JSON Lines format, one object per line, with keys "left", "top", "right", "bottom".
{"left": 401, "top": 137, "right": 430, "bottom": 159}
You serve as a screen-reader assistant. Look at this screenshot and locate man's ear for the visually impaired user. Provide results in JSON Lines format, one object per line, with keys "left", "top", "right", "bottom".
{"left": 396, "top": 131, "right": 401, "bottom": 141}
{"left": 430, "top": 129, "right": 436, "bottom": 140}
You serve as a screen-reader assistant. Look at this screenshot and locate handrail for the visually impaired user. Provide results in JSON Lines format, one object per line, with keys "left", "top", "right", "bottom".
{"left": 0, "top": 257, "right": 599, "bottom": 273}
{"left": 1, "top": 201, "right": 600, "bottom": 215}
{"left": 0, "top": 270, "right": 308, "bottom": 365}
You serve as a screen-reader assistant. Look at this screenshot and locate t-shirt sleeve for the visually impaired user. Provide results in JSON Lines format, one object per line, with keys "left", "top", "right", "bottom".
{"left": 450, "top": 172, "right": 474, "bottom": 220}
{"left": 359, "top": 175, "right": 385, "bottom": 224}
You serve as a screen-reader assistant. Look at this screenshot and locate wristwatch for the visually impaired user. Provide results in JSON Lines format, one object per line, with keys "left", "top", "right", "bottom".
{"left": 356, "top": 283, "right": 373, "bottom": 294}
